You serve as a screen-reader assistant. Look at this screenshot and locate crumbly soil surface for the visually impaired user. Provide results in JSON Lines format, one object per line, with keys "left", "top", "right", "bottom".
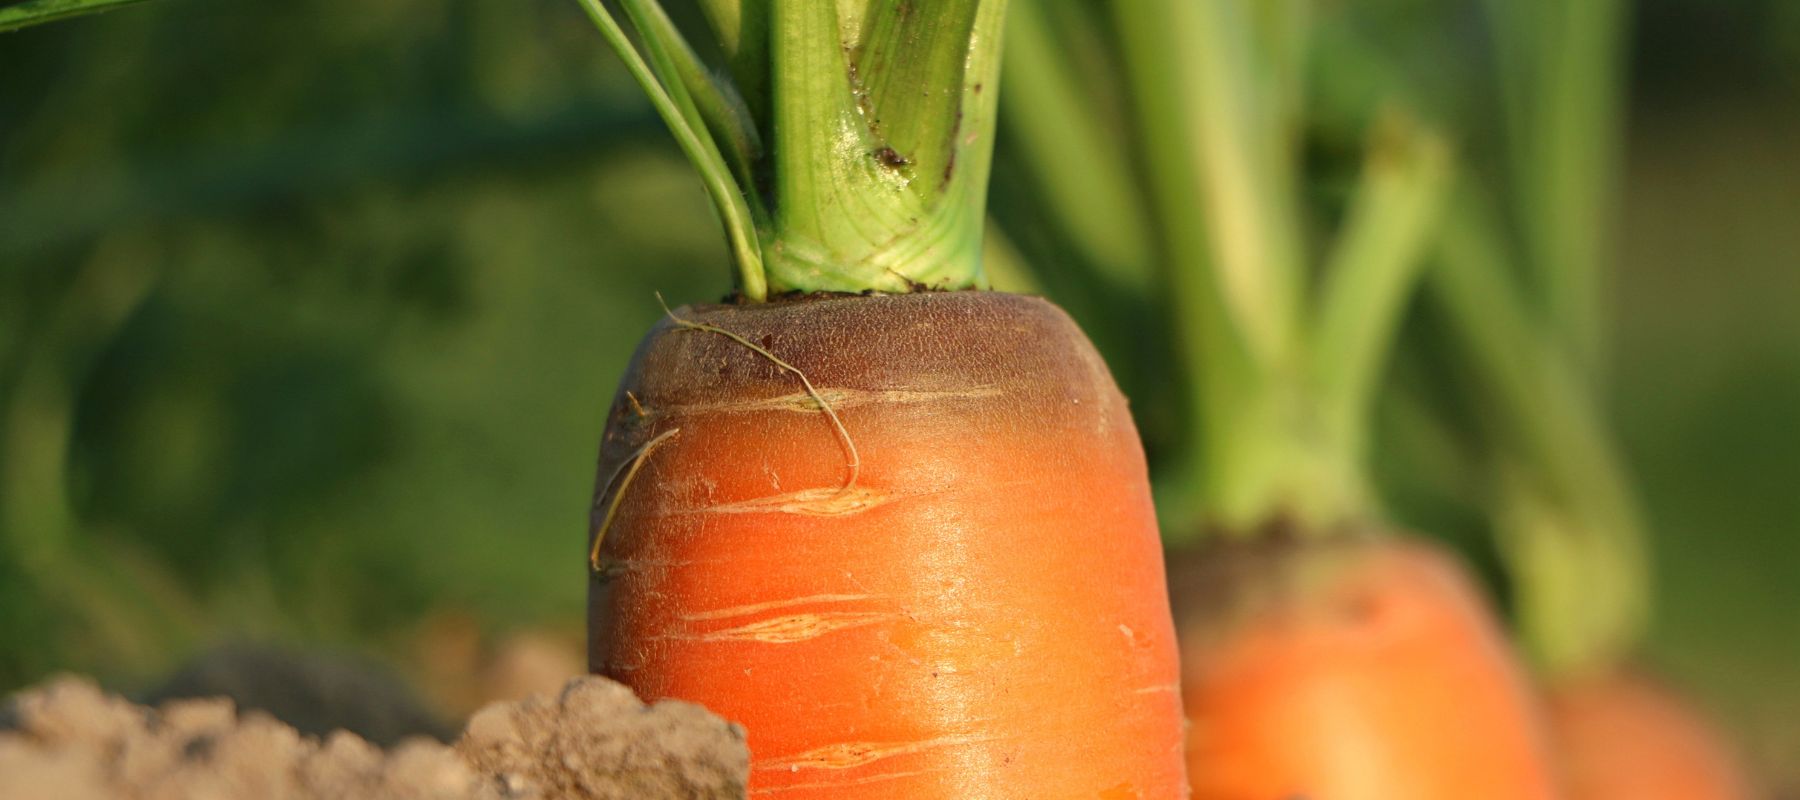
{"left": 0, "top": 675, "right": 748, "bottom": 800}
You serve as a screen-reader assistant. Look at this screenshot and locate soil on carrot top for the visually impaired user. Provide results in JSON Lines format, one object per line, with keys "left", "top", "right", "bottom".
{"left": 0, "top": 672, "right": 748, "bottom": 799}
{"left": 719, "top": 281, "right": 982, "bottom": 306}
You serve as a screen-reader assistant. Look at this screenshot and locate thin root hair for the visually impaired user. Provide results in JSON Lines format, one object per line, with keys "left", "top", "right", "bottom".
{"left": 591, "top": 427, "right": 682, "bottom": 572}
{"left": 655, "top": 292, "right": 862, "bottom": 492}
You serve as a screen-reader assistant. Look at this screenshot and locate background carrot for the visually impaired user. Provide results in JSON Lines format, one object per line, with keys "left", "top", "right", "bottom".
{"left": 1550, "top": 671, "right": 1753, "bottom": 800}
{"left": 996, "top": 2, "right": 1560, "bottom": 796}
{"left": 1427, "top": 197, "right": 1755, "bottom": 799}
{"left": 1171, "top": 537, "right": 1553, "bottom": 800}
{"left": 576, "top": 1, "right": 1185, "bottom": 796}
{"left": 1401, "top": 1, "right": 1757, "bottom": 794}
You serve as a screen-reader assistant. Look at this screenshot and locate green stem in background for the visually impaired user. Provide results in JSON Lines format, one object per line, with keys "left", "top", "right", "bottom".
{"left": 584, "top": 0, "right": 1007, "bottom": 297}
{"left": 1482, "top": 0, "right": 1629, "bottom": 373}
{"left": 1246, "top": 0, "right": 1310, "bottom": 248}
{"left": 979, "top": 222, "right": 1043, "bottom": 295}
{"left": 999, "top": 0, "right": 1153, "bottom": 293}
{"left": 1113, "top": 0, "right": 1258, "bottom": 535}
{"left": 1432, "top": 189, "right": 1648, "bottom": 675}
{"left": 1117, "top": 0, "right": 1444, "bottom": 538}
{"left": 0, "top": 0, "right": 150, "bottom": 31}
{"left": 1121, "top": 0, "right": 1305, "bottom": 369}
{"left": 1312, "top": 112, "right": 1451, "bottom": 485}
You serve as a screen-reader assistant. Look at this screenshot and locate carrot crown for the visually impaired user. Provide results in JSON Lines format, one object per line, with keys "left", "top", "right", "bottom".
{"left": 578, "top": 0, "right": 1009, "bottom": 300}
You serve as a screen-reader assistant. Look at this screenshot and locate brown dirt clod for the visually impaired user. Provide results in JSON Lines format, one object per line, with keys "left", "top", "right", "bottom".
{"left": 0, "top": 674, "right": 749, "bottom": 800}
{"left": 457, "top": 676, "right": 748, "bottom": 800}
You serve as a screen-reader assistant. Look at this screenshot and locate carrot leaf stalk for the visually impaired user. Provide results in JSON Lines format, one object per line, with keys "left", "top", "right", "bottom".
{"left": 1113, "top": 0, "right": 1452, "bottom": 538}
{"left": 580, "top": 0, "right": 1009, "bottom": 299}
{"left": 999, "top": 0, "right": 1153, "bottom": 294}
{"left": 1425, "top": 0, "right": 1643, "bottom": 678}
{"left": 575, "top": 0, "right": 768, "bottom": 299}
{"left": 1482, "top": 0, "right": 1628, "bottom": 372}
{"left": 1432, "top": 189, "right": 1649, "bottom": 676}
{"left": 1311, "top": 113, "right": 1452, "bottom": 506}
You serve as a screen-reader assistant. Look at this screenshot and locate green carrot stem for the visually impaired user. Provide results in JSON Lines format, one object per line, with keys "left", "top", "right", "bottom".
{"left": 585, "top": 0, "right": 1006, "bottom": 297}
{"left": 576, "top": 0, "right": 768, "bottom": 298}
{"left": 999, "top": 0, "right": 1153, "bottom": 291}
{"left": 1118, "top": 0, "right": 1304, "bottom": 370}
{"left": 1116, "top": 1, "right": 1442, "bottom": 538}
{"left": 1432, "top": 189, "right": 1649, "bottom": 674}
{"left": 1114, "top": 0, "right": 1260, "bottom": 536}
{"left": 1312, "top": 112, "right": 1451, "bottom": 475}
{"left": 619, "top": 0, "right": 764, "bottom": 196}
{"left": 1482, "top": 0, "right": 1628, "bottom": 373}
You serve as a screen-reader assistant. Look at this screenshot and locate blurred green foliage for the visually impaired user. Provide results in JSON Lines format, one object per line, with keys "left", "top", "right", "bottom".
{"left": 1, "top": 0, "right": 1797, "bottom": 776}
{"left": 0, "top": 0, "right": 722, "bottom": 687}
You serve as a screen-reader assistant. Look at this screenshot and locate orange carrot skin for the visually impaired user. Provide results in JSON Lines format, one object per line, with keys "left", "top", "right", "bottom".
{"left": 1550, "top": 670, "right": 1752, "bottom": 800}
{"left": 1171, "top": 536, "right": 1561, "bottom": 800}
{"left": 588, "top": 292, "right": 1186, "bottom": 799}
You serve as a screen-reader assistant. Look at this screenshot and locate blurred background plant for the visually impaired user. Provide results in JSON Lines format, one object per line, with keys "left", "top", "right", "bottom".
{"left": 1, "top": 0, "right": 1797, "bottom": 781}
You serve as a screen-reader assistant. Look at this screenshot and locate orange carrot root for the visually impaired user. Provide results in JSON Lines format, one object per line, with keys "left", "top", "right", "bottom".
{"left": 1550, "top": 669, "right": 1753, "bottom": 800}
{"left": 588, "top": 292, "right": 1186, "bottom": 798}
{"left": 1169, "top": 535, "right": 1560, "bottom": 800}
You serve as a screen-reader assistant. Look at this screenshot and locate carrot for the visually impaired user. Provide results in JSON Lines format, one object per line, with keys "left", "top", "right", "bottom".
{"left": 573, "top": 0, "right": 1185, "bottom": 796}
{"left": 1549, "top": 670, "right": 1752, "bottom": 800}
{"left": 1167, "top": 536, "right": 1559, "bottom": 799}
{"left": 588, "top": 292, "right": 1183, "bottom": 797}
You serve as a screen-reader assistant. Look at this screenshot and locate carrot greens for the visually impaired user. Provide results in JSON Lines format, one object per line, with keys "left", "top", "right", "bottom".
{"left": 579, "top": 0, "right": 1008, "bottom": 299}
{"left": 1108, "top": 0, "right": 1451, "bottom": 537}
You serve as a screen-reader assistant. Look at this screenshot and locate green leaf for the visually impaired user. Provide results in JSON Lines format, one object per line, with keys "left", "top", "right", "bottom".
{"left": 617, "top": 0, "right": 764, "bottom": 209}
{"left": 575, "top": 0, "right": 766, "bottom": 299}
{"left": 1000, "top": 0, "right": 1153, "bottom": 291}
{"left": 0, "top": 0, "right": 153, "bottom": 32}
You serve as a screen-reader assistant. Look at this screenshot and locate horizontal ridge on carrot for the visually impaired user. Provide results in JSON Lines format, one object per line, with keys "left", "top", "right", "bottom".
{"left": 575, "top": 0, "right": 1186, "bottom": 796}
